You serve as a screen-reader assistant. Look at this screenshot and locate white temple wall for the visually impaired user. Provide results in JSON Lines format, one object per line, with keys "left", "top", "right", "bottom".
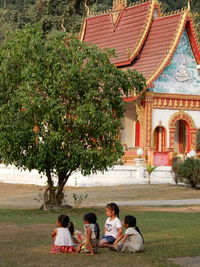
{"left": 152, "top": 109, "right": 200, "bottom": 148}
{"left": 0, "top": 164, "right": 175, "bottom": 186}
{"left": 121, "top": 102, "right": 137, "bottom": 148}
{"left": 185, "top": 111, "right": 200, "bottom": 128}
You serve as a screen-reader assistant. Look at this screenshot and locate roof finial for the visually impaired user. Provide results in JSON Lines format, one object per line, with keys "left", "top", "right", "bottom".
{"left": 85, "top": 0, "right": 90, "bottom": 16}
{"left": 112, "top": 0, "right": 127, "bottom": 11}
{"left": 188, "top": 0, "right": 192, "bottom": 11}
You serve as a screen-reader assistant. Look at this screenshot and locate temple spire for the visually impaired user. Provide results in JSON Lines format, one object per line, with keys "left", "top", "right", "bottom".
{"left": 112, "top": 0, "right": 127, "bottom": 11}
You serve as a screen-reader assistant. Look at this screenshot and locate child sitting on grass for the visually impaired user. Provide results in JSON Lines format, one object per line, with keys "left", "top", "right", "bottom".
{"left": 76, "top": 212, "right": 100, "bottom": 255}
{"left": 113, "top": 215, "right": 144, "bottom": 253}
{"left": 50, "top": 214, "right": 75, "bottom": 254}
{"left": 98, "top": 203, "right": 122, "bottom": 248}
{"left": 68, "top": 221, "right": 84, "bottom": 245}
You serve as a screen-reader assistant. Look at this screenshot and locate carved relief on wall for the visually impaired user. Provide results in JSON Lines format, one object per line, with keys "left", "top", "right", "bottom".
{"left": 175, "top": 54, "right": 190, "bottom": 82}
{"left": 143, "top": 98, "right": 154, "bottom": 149}
{"left": 149, "top": 30, "right": 200, "bottom": 95}
{"left": 136, "top": 103, "right": 144, "bottom": 123}
{"left": 168, "top": 110, "right": 196, "bottom": 128}
{"left": 153, "top": 98, "right": 200, "bottom": 111}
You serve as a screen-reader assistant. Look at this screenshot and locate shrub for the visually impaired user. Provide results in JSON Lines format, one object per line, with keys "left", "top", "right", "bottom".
{"left": 177, "top": 158, "right": 200, "bottom": 189}
{"left": 196, "top": 129, "right": 200, "bottom": 152}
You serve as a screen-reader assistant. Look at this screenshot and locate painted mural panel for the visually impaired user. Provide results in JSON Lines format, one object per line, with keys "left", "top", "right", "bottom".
{"left": 150, "top": 30, "right": 200, "bottom": 95}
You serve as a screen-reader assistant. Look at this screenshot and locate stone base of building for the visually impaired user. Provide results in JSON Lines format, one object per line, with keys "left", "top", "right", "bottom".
{"left": 0, "top": 164, "right": 175, "bottom": 187}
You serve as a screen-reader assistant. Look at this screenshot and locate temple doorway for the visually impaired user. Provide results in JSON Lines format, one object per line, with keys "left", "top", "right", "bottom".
{"left": 154, "top": 126, "right": 165, "bottom": 152}
{"left": 174, "top": 119, "right": 189, "bottom": 153}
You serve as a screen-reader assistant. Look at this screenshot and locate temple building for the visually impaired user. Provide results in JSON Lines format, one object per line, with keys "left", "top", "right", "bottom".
{"left": 81, "top": 0, "right": 200, "bottom": 166}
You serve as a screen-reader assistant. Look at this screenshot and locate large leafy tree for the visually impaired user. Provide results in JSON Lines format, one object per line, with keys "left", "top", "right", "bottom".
{"left": 0, "top": 26, "right": 145, "bottom": 209}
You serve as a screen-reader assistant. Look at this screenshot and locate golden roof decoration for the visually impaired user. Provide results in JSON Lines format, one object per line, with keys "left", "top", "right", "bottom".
{"left": 112, "top": 0, "right": 127, "bottom": 11}
{"left": 188, "top": 0, "right": 192, "bottom": 11}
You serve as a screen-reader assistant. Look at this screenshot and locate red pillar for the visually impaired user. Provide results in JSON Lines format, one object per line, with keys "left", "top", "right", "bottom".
{"left": 135, "top": 121, "right": 140, "bottom": 147}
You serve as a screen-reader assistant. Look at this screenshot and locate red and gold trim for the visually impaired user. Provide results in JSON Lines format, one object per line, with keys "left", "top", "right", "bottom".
{"left": 146, "top": 10, "right": 187, "bottom": 87}
{"left": 168, "top": 110, "right": 197, "bottom": 150}
{"left": 149, "top": 92, "right": 200, "bottom": 111}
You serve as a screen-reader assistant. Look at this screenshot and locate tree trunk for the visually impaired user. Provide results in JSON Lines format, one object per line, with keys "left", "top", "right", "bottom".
{"left": 42, "top": 170, "right": 70, "bottom": 210}
{"left": 148, "top": 173, "right": 151, "bottom": 185}
{"left": 43, "top": 186, "right": 64, "bottom": 210}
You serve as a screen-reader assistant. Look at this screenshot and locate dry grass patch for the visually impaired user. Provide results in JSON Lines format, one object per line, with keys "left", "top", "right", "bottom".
{"left": 0, "top": 183, "right": 200, "bottom": 209}
{"left": 122, "top": 205, "right": 200, "bottom": 213}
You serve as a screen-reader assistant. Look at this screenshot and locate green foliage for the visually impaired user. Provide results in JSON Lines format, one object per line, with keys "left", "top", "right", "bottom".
{"left": 26, "top": 0, "right": 85, "bottom": 34}
{"left": 72, "top": 193, "right": 88, "bottom": 206}
{"left": 0, "top": 25, "right": 145, "bottom": 207}
{"left": 1, "top": 0, "right": 200, "bottom": 37}
{"left": 145, "top": 164, "right": 157, "bottom": 185}
{"left": 146, "top": 164, "right": 157, "bottom": 175}
{"left": 177, "top": 158, "right": 200, "bottom": 189}
{"left": 0, "top": 0, "right": 86, "bottom": 39}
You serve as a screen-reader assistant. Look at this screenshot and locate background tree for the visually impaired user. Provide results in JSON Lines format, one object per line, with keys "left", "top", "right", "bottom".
{"left": 0, "top": 25, "right": 146, "bottom": 209}
{"left": 0, "top": 0, "right": 86, "bottom": 39}
{"left": 0, "top": 1, "right": 199, "bottom": 39}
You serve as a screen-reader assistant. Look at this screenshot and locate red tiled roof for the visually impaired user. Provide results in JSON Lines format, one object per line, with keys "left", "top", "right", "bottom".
{"left": 128, "top": 14, "right": 184, "bottom": 84}
{"left": 81, "top": 0, "right": 200, "bottom": 89}
{"left": 82, "top": 1, "right": 153, "bottom": 66}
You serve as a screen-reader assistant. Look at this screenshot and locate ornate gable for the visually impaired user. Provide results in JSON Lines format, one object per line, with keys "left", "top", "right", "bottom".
{"left": 81, "top": 0, "right": 200, "bottom": 92}
{"left": 149, "top": 30, "right": 200, "bottom": 95}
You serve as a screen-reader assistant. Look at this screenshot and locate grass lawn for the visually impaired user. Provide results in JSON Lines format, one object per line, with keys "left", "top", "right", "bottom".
{"left": 1, "top": 208, "right": 200, "bottom": 267}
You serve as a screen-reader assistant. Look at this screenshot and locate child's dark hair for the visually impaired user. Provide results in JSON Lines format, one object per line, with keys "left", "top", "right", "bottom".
{"left": 68, "top": 221, "right": 74, "bottom": 236}
{"left": 83, "top": 212, "right": 100, "bottom": 239}
{"left": 124, "top": 215, "right": 144, "bottom": 243}
{"left": 57, "top": 214, "right": 69, "bottom": 228}
{"left": 106, "top": 203, "right": 120, "bottom": 218}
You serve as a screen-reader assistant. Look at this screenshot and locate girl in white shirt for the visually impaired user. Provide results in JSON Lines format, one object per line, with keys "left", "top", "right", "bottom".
{"left": 113, "top": 215, "right": 144, "bottom": 253}
{"left": 99, "top": 203, "right": 122, "bottom": 248}
{"left": 50, "top": 214, "right": 75, "bottom": 254}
